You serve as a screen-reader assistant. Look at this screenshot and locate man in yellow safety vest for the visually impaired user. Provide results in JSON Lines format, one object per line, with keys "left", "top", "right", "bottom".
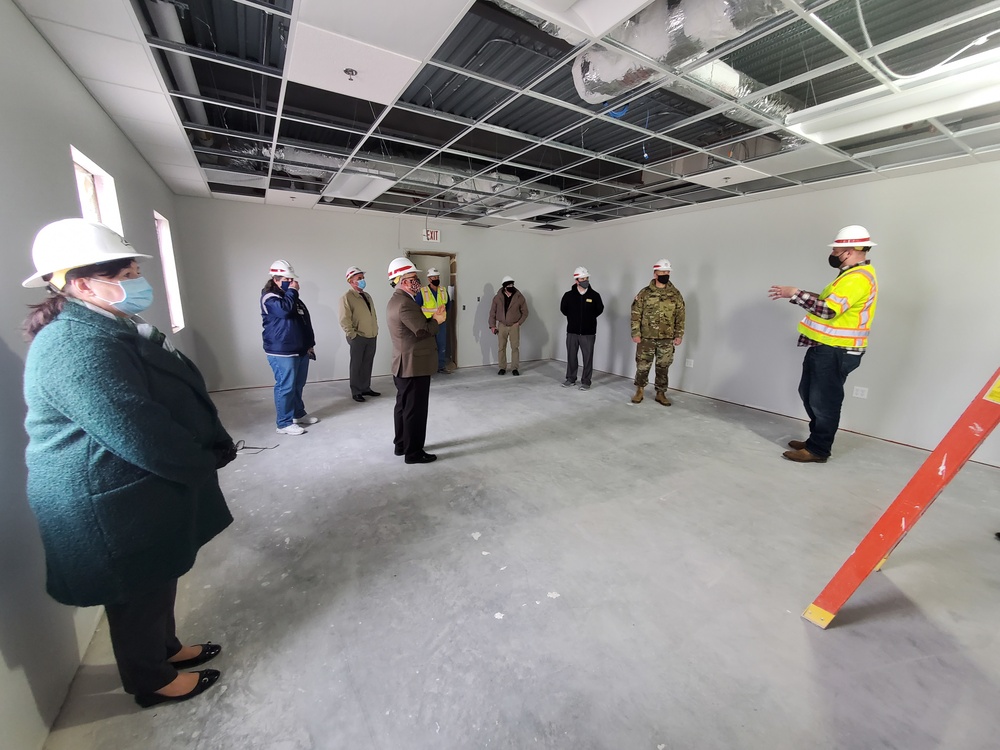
{"left": 420, "top": 267, "right": 450, "bottom": 373}
{"left": 768, "top": 225, "right": 879, "bottom": 463}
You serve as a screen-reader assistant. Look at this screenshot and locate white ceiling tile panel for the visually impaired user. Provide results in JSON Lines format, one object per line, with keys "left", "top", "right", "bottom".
{"left": 286, "top": 24, "right": 421, "bottom": 106}
{"left": 35, "top": 20, "right": 160, "bottom": 92}
{"left": 296, "top": 0, "right": 473, "bottom": 61}
{"left": 82, "top": 79, "right": 179, "bottom": 124}
{"left": 16, "top": 0, "right": 140, "bottom": 41}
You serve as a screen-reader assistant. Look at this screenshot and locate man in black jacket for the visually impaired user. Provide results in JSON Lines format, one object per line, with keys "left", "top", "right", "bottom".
{"left": 559, "top": 266, "right": 605, "bottom": 391}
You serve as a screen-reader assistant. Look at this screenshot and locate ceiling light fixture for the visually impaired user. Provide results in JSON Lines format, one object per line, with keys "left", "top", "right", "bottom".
{"left": 785, "top": 54, "right": 1000, "bottom": 145}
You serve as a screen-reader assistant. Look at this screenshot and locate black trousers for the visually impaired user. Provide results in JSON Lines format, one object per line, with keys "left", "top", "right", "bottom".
{"left": 348, "top": 335, "right": 377, "bottom": 396}
{"left": 393, "top": 374, "right": 431, "bottom": 458}
{"left": 798, "top": 344, "right": 863, "bottom": 458}
{"left": 104, "top": 579, "right": 183, "bottom": 695}
{"left": 565, "top": 333, "right": 596, "bottom": 386}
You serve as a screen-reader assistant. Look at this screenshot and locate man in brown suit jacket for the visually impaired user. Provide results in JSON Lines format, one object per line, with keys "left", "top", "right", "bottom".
{"left": 386, "top": 257, "right": 446, "bottom": 464}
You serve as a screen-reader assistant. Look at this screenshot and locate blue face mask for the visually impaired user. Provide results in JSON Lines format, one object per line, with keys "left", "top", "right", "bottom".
{"left": 94, "top": 277, "right": 154, "bottom": 315}
{"left": 357, "top": 279, "right": 367, "bottom": 290}
{"left": 280, "top": 280, "right": 291, "bottom": 291}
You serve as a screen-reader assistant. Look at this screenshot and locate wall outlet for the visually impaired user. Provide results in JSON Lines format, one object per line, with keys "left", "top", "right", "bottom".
{"left": 852, "top": 386, "right": 868, "bottom": 399}
{"left": 685, "top": 359, "right": 694, "bottom": 368}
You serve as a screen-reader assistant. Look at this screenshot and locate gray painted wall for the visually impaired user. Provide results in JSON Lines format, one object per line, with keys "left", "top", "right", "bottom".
{"left": 0, "top": 2, "right": 180, "bottom": 747}
{"left": 551, "top": 162, "right": 1000, "bottom": 466}
{"left": 173, "top": 198, "right": 563, "bottom": 391}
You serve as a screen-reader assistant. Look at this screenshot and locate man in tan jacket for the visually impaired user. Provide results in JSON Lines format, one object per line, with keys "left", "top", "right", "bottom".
{"left": 339, "top": 266, "right": 380, "bottom": 403}
{"left": 386, "top": 257, "right": 446, "bottom": 464}
{"left": 488, "top": 275, "right": 529, "bottom": 376}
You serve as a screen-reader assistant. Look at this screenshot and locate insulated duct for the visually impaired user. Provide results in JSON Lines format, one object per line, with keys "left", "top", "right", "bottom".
{"left": 574, "top": 0, "right": 797, "bottom": 118}
{"left": 146, "top": 0, "right": 211, "bottom": 134}
{"left": 487, "top": 0, "right": 798, "bottom": 122}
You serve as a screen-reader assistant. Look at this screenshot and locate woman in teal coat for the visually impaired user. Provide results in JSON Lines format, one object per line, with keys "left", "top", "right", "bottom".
{"left": 21, "top": 219, "right": 236, "bottom": 708}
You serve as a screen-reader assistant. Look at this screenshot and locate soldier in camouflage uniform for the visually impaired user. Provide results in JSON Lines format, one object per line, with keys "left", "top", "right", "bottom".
{"left": 630, "top": 258, "right": 685, "bottom": 406}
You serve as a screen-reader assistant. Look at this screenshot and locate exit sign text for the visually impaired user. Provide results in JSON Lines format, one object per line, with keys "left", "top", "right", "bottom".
{"left": 423, "top": 229, "right": 440, "bottom": 243}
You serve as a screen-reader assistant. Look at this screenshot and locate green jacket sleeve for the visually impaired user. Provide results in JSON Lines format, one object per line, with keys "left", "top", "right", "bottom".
{"left": 674, "top": 291, "right": 686, "bottom": 339}
{"left": 38, "top": 329, "right": 218, "bottom": 484}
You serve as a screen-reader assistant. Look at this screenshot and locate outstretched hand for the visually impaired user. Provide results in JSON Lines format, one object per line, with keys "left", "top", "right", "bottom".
{"left": 768, "top": 285, "right": 797, "bottom": 300}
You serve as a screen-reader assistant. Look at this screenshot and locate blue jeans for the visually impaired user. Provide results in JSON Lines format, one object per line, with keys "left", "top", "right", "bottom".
{"left": 798, "top": 345, "right": 863, "bottom": 458}
{"left": 435, "top": 321, "right": 448, "bottom": 370}
{"left": 267, "top": 354, "right": 310, "bottom": 427}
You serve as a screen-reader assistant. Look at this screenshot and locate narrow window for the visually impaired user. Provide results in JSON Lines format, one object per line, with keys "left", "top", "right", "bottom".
{"left": 70, "top": 146, "right": 123, "bottom": 234}
{"left": 154, "top": 212, "right": 185, "bottom": 333}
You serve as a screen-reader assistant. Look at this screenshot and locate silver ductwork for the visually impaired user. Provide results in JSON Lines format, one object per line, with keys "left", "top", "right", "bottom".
{"left": 487, "top": 0, "right": 799, "bottom": 123}
{"left": 146, "top": 1, "right": 211, "bottom": 130}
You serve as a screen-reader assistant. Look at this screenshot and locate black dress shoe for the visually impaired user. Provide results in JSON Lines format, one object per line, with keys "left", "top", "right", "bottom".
{"left": 353, "top": 394, "right": 365, "bottom": 402}
{"left": 394, "top": 445, "right": 404, "bottom": 456}
{"left": 498, "top": 369, "right": 506, "bottom": 375}
{"left": 135, "top": 669, "right": 221, "bottom": 708}
{"left": 168, "top": 643, "right": 221, "bottom": 670}
{"left": 405, "top": 452, "right": 437, "bottom": 464}
{"left": 512, "top": 369, "right": 520, "bottom": 376}
{"left": 363, "top": 390, "right": 381, "bottom": 397}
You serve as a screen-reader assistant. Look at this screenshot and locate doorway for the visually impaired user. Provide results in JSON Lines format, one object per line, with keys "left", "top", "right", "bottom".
{"left": 407, "top": 250, "right": 457, "bottom": 370}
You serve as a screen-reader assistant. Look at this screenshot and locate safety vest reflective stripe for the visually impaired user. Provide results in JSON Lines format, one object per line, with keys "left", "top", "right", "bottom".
{"left": 798, "top": 265, "right": 878, "bottom": 348}
{"left": 421, "top": 287, "right": 448, "bottom": 317}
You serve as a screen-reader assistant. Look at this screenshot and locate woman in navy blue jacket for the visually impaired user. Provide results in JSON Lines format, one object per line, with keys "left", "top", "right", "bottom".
{"left": 260, "top": 259, "right": 318, "bottom": 435}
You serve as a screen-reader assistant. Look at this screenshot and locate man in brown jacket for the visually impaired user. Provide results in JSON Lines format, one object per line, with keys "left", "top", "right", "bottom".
{"left": 488, "top": 275, "right": 529, "bottom": 376}
{"left": 386, "top": 257, "right": 446, "bottom": 464}
{"left": 339, "top": 265, "right": 380, "bottom": 403}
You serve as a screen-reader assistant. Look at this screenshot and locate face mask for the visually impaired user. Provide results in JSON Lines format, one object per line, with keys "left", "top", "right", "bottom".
{"left": 577, "top": 280, "right": 590, "bottom": 289}
{"left": 828, "top": 253, "right": 844, "bottom": 269}
{"left": 93, "top": 277, "right": 154, "bottom": 315}
{"left": 280, "top": 280, "right": 291, "bottom": 291}
{"left": 504, "top": 284, "right": 516, "bottom": 293}
{"left": 430, "top": 279, "right": 440, "bottom": 287}
{"left": 657, "top": 274, "right": 670, "bottom": 284}
{"left": 402, "top": 278, "right": 421, "bottom": 295}
{"left": 356, "top": 279, "right": 366, "bottom": 290}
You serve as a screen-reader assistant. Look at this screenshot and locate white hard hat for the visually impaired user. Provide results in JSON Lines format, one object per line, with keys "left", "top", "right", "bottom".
{"left": 23, "top": 219, "right": 151, "bottom": 288}
{"left": 269, "top": 259, "right": 298, "bottom": 278}
{"left": 426, "top": 268, "right": 441, "bottom": 277}
{"left": 388, "top": 256, "right": 420, "bottom": 281}
{"left": 653, "top": 259, "right": 672, "bottom": 272}
{"left": 345, "top": 266, "right": 364, "bottom": 280}
{"left": 573, "top": 266, "right": 589, "bottom": 280}
{"left": 501, "top": 275, "right": 515, "bottom": 284}
{"left": 829, "top": 225, "right": 877, "bottom": 248}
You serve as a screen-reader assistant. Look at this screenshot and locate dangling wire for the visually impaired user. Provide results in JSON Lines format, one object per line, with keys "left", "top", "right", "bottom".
{"left": 855, "top": 0, "right": 1000, "bottom": 81}
{"left": 234, "top": 439, "right": 278, "bottom": 455}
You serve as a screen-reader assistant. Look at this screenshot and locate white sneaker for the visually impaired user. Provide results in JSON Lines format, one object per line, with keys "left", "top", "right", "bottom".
{"left": 293, "top": 416, "right": 319, "bottom": 425}
{"left": 276, "top": 423, "right": 306, "bottom": 435}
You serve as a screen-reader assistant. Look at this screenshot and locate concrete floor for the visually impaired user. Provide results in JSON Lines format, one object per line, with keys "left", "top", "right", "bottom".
{"left": 44, "top": 362, "right": 1000, "bottom": 750}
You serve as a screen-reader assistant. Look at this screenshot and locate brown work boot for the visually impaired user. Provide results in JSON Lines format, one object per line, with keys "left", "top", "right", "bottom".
{"left": 787, "top": 440, "right": 807, "bottom": 450}
{"left": 782, "top": 448, "right": 827, "bottom": 463}
{"left": 654, "top": 391, "right": 671, "bottom": 406}
{"left": 631, "top": 386, "right": 644, "bottom": 404}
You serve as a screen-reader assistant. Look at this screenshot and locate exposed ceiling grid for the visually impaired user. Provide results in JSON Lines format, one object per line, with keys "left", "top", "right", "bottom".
{"left": 11, "top": 0, "right": 1000, "bottom": 230}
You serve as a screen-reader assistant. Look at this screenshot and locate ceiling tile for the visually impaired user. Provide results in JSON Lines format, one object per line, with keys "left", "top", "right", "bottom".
{"left": 35, "top": 20, "right": 160, "bottom": 92}
{"left": 152, "top": 163, "right": 203, "bottom": 183}
{"left": 161, "top": 177, "right": 211, "bottom": 197}
{"left": 682, "top": 165, "right": 770, "bottom": 188}
{"left": 265, "top": 189, "right": 322, "bottom": 208}
{"left": 114, "top": 116, "right": 191, "bottom": 149}
{"left": 137, "top": 144, "right": 199, "bottom": 168}
{"left": 296, "top": 0, "right": 472, "bottom": 61}
{"left": 17, "top": 0, "right": 140, "bottom": 41}
{"left": 286, "top": 24, "right": 421, "bottom": 106}
{"left": 82, "top": 79, "right": 179, "bottom": 123}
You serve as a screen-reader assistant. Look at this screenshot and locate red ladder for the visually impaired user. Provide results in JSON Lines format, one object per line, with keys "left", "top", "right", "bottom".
{"left": 803, "top": 365, "right": 1000, "bottom": 628}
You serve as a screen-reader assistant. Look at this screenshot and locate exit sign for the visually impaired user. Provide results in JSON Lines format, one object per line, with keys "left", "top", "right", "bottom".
{"left": 423, "top": 228, "right": 440, "bottom": 243}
